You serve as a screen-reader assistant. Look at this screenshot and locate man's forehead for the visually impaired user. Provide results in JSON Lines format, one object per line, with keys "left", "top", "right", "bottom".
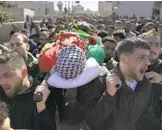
{"left": 144, "top": 36, "right": 160, "bottom": 44}
{"left": 0, "top": 64, "right": 11, "bottom": 75}
{"left": 10, "top": 35, "right": 24, "bottom": 43}
{"left": 104, "top": 41, "right": 116, "bottom": 46}
{"left": 40, "top": 34, "right": 48, "bottom": 38}
{"left": 132, "top": 48, "right": 150, "bottom": 56}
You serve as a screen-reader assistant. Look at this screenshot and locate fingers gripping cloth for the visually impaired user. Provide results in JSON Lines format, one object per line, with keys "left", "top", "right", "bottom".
{"left": 55, "top": 46, "right": 86, "bottom": 79}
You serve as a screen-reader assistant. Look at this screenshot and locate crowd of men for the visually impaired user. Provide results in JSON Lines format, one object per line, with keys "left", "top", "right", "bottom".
{"left": 0, "top": 14, "right": 162, "bottom": 130}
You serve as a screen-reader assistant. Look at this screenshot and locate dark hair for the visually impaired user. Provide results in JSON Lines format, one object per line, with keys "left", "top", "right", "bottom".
{"left": 0, "top": 101, "right": 9, "bottom": 125}
{"left": 113, "top": 30, "right": 125, "bottom": 39}
{"left": 102, "top": 36, "right": 117, "bottom": 44}
{"left": 107, "top": 25, "right": 115, "bottom": 30}
{"left": 116, "top": 38, "right": 150, "bottom": 61}
{"left": 98, "top": 30, "right": 108, "bottom": 39}
{"left": 40, "top": 27, "right": 48, "bottom": 32}
{"left": 21, "top": 29, "right": 29, "bottom": 36}
{"left": 47, "top": 24, "right": 55, "bottom": 29}
{"left": 0, "top": 52, "right": 26, "bottom": 69}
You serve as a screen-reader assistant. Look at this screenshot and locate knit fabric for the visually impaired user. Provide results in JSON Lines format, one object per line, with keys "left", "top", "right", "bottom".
{"left": 56, "top": 45, "right": 86, "bottom": 79}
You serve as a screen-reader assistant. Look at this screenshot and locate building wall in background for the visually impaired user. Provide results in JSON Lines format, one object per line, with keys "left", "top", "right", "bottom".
{"left": 112, "top": 1, "right": 154, "bottom": 18}
{"left": 98, "top": 1, "right": 112, "bottom": 17}
{"left": 6, "top": 1, "right": 55, "bottom": 17}
{"left": 3, "top": 8, "right": 35, "bottom": 21}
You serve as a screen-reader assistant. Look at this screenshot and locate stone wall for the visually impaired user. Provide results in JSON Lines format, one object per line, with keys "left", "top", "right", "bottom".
{"left": 3, "top": 8, "right": 35, "bottom": 21}
{"left": 0, "top": 21, "right": 40, "bottom": 44}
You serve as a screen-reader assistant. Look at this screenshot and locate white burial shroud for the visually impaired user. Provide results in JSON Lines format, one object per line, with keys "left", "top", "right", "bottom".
{"left": 47, "top": 58, "right": 102, "bottom": 89}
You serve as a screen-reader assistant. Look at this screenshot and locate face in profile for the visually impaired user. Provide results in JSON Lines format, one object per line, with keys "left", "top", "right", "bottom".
{"left": 103, "top": 41, "right": 116, "bottom": 60}
{"left": 125, "top": 22, "right": 131, "bottom": 32}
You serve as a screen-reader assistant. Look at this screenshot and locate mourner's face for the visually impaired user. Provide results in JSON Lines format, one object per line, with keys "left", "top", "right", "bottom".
{"left": 103, "top": 41, "right": 116, "bottom": 60}
{"left": 115, "top": 23, "right": 122, "bottom": 30}
{"left": 124, "top": 48, "right": 150, "bottom": 81}
{"left": 144, "top": 36, "right": 161, "bottom": 64}
{"left": 107, "top": 27, "right": 114, "bottom": 35}
{"left": 125, "top": 23, "right": 131, "bottom": 32}
{"left": 10, "top": 35, "right": 28, "bottom": 59}
{"left": 130, "top": 23, "right": 136, "bottom": 31}
{"left": 0, "top": 64, "right": 24, "bottom": 98}
{"left": 39, "top": 34, "right": 49, "bottom": 45}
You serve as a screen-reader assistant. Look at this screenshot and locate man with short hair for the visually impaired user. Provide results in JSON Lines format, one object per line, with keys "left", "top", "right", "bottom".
{"left": 140, "top": 32, "right": 162, "bottom": 119}
{"left": 97, "top": 30, "right": 108, "bottom": 39}
{"left": 106, "top": 25, "right": 115, "bottom": 36}
{"left": 33, "top": 31, "right": 49, "bottom": 57}
{"left": 124, "top": 21, "right": 136, "bottom": 38}
{"left": 9, "top": 33, "right": 39, "bottom": 79}
{"left": 21, "top": 29, "right": 37, "bottom": 53}
{"left": 0, "top": 52, "right": 56, "bottom": 130}
{"left": 113, "top": 30, "right": 125, "bottom": 43}
{"left": 102, "top": 36, "right": 117, "bottom": 70}
{"left": 79, "top": 38, "right": 162, "bottom": 130}
{"left": 24, "top": 15, "right": 35, "bottom": 36}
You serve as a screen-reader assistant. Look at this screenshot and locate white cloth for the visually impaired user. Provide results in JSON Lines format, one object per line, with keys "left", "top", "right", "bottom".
{"left": 47, "top": 58, "right": 101, "bottom": 89}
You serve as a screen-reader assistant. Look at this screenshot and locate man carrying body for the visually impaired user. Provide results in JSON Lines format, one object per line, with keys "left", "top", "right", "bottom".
{"left": 0, "top": 52, "right": 56, "bottom": 130}
{"left": 79, "top": 38, "right": 162, "bottom": 130}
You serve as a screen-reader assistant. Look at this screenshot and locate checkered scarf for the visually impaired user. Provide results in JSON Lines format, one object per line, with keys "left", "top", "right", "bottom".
{"left": 56, "top": 45, "right": 86, "bottom": 79}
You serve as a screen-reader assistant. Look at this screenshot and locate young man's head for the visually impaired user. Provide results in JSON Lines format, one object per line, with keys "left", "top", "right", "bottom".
{"left": 9, "top": 33, "right": 29, "bottom": 60}
{"left": 98, "top": 30, "right": 108, "bottom": 39}
{"left": 0, "top": 101, "right": 10, "bottom": 130}
{"left": 47, "top": 24, "right": 56, "bottom": 33}
{"left": 115, "top": 20, "right": 123, "bottom": 30}
{"left": 102, "top": 36, "right": 117, "bottom": 61}
{"left": 130, "top": 23, "right": 137, "bottom": 32}
{"left": 140, "top": 31, "right": 161, "bottom": 64}
{"left": 42, "top": 18, "right": 46, "bottom": 23}
{"left": 26, "top": 15, "right": 30, "bottom": 22}
{"left": 116, "top": 38, "right": 150, "bottom": 81}
{"left": 39, "top": 31, "right": 49, "bottom": 45}
{"left": 106, "top": 25, "right": 115, "bottom": 36}
{"left": 113, "top": 30, "right": 125, "bottom": 43}
{"left": 124, "top": 21, "right": 131, "bottom": 32}
{"left": 0, "top": 52, "right": 29, "bottom": 98}
{"left": 48, "top": 18, "right": 53, "bottom": 24}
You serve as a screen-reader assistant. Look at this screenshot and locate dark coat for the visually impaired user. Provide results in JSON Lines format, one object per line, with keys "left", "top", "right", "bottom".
{"left": 0, "top": 84, "right": 56, "bottom": 130}
{"left": 147, "top": 59, "right": 162, "bottom": 119}
{"left": 78, "top": 64, "right": 162, "bottom": 130}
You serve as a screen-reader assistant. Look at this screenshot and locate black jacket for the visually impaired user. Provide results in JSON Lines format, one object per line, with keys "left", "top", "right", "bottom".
{"left": 147, "top": 59, "right": 162, "bottom": 119}
{"left": 0, "top": 83, "right": 56, "bottom": 130}
{"left": 78, "top": 64, "right": 162, "bottom": 130}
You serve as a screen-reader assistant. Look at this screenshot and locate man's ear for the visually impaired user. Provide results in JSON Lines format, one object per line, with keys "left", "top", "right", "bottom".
{"left": 120, "top": 54, "right": 128, "bottom": 64}
{"left": 22, "top": 69, "right": 28, "bottom": 78}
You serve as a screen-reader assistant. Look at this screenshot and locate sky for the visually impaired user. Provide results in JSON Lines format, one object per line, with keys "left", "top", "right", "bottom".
{"left": 54, "top": 1, "right": 98, "bottom": 11}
